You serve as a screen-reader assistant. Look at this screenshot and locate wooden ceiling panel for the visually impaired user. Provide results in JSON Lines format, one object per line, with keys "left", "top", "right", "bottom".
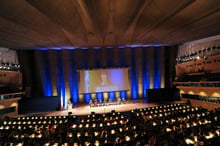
{"left": 163, "top": 11, "right": 220, "bottom": 44}
{"left": 85, "top": 0, "right": 110, "bottom": 38}
{"left": 114, "top": 0, "right": 146, "bottom": 42}
{"left": 0, "top": 0, "right": 219, "bottom": 49}
{"left": 0, "top": 0, "right": 71, "bottom": 47}
{"left": 26, "top": 0, "right": 87, "bottom": 45}
{"left": 143, "top": 0, "right": 220, "bottom": 44}
{"left": 134, "top": 0, "right": 195, "bottom": 43}
{"left": 0, "top": 17, "right": 60, "bottom": 48}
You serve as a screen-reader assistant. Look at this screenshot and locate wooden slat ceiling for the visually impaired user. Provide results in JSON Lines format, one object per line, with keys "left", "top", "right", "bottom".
{"left": 0, "top": 0, "right": 220, "bottom": 49}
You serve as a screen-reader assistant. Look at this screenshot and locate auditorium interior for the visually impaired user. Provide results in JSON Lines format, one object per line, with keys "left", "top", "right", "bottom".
{"left": 0, "top": 0, "right": 220, "bottom": 145}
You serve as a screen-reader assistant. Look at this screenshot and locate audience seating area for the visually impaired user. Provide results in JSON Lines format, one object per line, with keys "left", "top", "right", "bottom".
{"left": 0, "top": 103, "right": 220, "bottom": 145}
{"left": 175, "top": 73, "right": 220, "bottom": 82}
{"left": 174, "top": 72, "right": 220, "bottom": 88}
{"left": 176, "top": 46, "right": 220, "bottom": 64}
{"left": 0, "top": 63, "right": 20, "bottom": 72}
{"left": 0, "top": 86, "right": 22, "bottom": 95}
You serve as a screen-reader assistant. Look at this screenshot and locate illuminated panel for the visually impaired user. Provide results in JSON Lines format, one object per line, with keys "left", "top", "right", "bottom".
{"left": 38, "top": 51, "right": 52, "bottom": 96}
{"left": 56, "top": 51, "right": 66, "bottom": 109}
{"left": 130, "top": 48, "right": 138, "bottom": 99}
{"left": 137, "top": 47, "right": 143, "bottom": 97}
{"left": 153, "top": 47, "right": 161, "bottom": 89}
{"left": 142, "top": 47, "right": 150, "bottom": 98}
{"left": 71, "top": 50, "right": 79, "bottom": 103}
{"left": 160, "top": 47, "right": 165, "bottom": 88}
{"left": 149, "top": 47, "right": 154, "bottom": 89}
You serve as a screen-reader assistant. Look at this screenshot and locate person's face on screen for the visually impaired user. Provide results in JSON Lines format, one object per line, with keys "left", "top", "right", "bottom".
{"left": 101, "top": 73, "right": 107, "bottom": 82}
{"left": 101, "top": 72, "right": 109, "bottom": 86}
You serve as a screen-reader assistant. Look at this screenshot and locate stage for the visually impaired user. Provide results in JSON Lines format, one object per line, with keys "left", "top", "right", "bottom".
{"left": 18, "top": 99, "right": 185, "bottom": 117}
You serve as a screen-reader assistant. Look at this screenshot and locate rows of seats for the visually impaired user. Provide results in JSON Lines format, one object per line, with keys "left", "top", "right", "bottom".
{"left": 0, "top": 103, "right": 219, "bottom": 145}
{"left": 176, "top": 46, "right": 220, "bottom": 64}
{"left": 0, "top": 86, "right": 22, "bottom": 95}
{"left": 182, "top": 94, "right": 220, "bottom": 104}
{"left": 175, "top": 73, "right": 220, "bottom": 83}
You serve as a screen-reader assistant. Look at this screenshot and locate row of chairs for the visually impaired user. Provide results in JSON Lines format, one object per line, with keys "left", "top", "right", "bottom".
{"left": 0, "top": 103, "right": 219, "bottom": 145}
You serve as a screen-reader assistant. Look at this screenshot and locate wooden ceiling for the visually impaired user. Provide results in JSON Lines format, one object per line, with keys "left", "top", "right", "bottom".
{"left": 0, "top": 0, "right": 220, "bottom": 49}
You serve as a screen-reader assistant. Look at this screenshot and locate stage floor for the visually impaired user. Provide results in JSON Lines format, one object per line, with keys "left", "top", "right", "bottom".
{"left": 19, "top": 99, "right": 185, "bottom": 117}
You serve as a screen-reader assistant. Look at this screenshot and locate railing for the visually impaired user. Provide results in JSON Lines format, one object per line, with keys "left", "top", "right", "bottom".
{"left": 173, "top": 81, "right": 220, "bottom": 87}
{"left": 182, "top": 94, "right": 220, "bottom": 104}
{"left": 0, "top": 92, "right": 24, "bottom": 100}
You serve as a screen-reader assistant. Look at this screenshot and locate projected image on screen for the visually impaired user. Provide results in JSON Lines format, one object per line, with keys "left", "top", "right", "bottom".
{"left": 79, "top": 68, "right": 130, "bottom": 93}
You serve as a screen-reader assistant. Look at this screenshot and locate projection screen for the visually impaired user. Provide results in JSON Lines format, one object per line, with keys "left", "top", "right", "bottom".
{"left": 79, "top": 68, "right": 130, "bottom": 94}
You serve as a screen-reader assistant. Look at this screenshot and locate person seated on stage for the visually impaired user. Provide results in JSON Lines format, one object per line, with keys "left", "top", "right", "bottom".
{"left": 68, "top": 98, "right": 73, "bottom": 109}
{"left": 117, "top": 97, "right": 121, "bottom": 104}
{"left": 98, "top": 98, "right": 103, "bottom": 106}
{"left": 95, "top": 98, "right": 98, "bottom": 106}
{"left": 89, "top": 98, "right": 93, "bottom": 107}
{"left": 122, "top": 97, "right": 126, "bottom": 103}
{"left": 103, "top": 98, "right": 107, "bottom": 106}
{"left": 108, "top": 98, "right": 112, "bottom": 105}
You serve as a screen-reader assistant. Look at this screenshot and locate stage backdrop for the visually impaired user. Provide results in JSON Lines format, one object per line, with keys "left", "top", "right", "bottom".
{"left": 17, "top": 46, "right": 177, "bottom": 109}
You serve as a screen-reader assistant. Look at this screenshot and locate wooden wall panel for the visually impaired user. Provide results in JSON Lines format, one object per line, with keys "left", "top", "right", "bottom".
{"left": 114, "top": 47, "right": 118, "bottom": 66}
{"left": 125, "top": 47, "right": 131, "bottom": 99}
{"left": 148, "top": 47, "right": 154, "bottom": 89}
{"left": 34, "top": 51, "right": 44, "bottom": 96}
{"left": 164, "top": 46, "right": 178, "bottom": 88}
{"left": 62, "top": 50, "right": 71, "bottom": 106}
{"left": 179, "top": 87, "right": 220, "bottom": 97}
{"left": 160, "top": 47, "right": 165, "bottom": 88}
{"left": 102, "top": 47, "right": 106, "bottom": 67}
{"left": 89, "top": 48, "right": 94, "bottom": 68}
{"left": 137, "top": 47, "right": 143, "bottom": 98}
{"left": 48, "top": 50, "right": 58, "bottom": 96}
{"left": 0, "top": 70, "right": 22, "bottom": 86}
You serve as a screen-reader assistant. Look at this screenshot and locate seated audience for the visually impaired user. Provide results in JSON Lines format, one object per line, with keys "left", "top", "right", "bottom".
{"left": 0, "top": 103, "right": 219, "bottom": 145}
